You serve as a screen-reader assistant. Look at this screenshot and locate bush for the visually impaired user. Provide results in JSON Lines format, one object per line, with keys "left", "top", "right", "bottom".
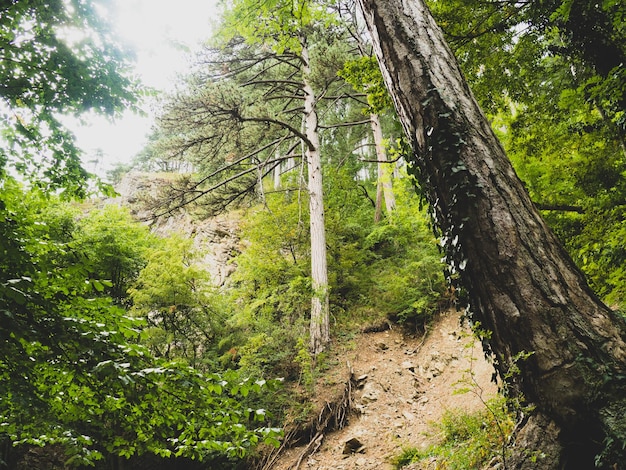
{"left": 360, "top": 178, "right": 447, "bottom": 326}
{"left": 393, "top": 397, "right": 515, "bottom": 469}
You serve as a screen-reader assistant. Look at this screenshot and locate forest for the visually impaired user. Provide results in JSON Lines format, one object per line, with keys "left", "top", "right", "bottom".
{"left": 1, "top": 0, "right": 625, "bottom": 469}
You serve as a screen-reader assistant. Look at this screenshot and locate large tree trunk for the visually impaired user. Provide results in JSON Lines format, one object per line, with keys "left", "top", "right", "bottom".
{"left": 358, "top": 0, "right": 626, "bottom": 467}
{"left": 301, "top": 38, "right": 330, "bottom": 356}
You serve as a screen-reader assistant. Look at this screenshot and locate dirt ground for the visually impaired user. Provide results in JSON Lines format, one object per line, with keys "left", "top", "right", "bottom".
{"left": 269, "top": 310, "right": 499, "bottom": 470}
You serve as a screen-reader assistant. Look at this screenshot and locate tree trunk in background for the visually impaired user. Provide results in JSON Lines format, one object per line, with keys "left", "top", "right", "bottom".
{"left": 273, "top": 149, "right": 282, "bottom": 190}
{"left": 371, "top": 113, "right": 395, "bottom": 222}
{"left": 301, "top": 38, "right": 330, "bottom": 356}
{"left": 358, "top": 0, "right": 626, "bottom": 467}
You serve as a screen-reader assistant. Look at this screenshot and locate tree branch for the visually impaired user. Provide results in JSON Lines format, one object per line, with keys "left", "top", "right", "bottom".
{"left": 319, "top": 119, "right": 371, "bottom": 129}
{"left": 534, "top": 203, "right": 585, "bottom": 214}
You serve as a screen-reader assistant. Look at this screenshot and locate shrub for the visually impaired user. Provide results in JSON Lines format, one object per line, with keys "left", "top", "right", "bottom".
{"left": 393, "top": 397, "right": 515, "bottom": 469}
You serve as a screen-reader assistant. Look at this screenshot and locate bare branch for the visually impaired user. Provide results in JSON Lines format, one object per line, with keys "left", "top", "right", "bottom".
{"left": 358, "top": 156, "right": 402, "bottom": 163}
{"left": 319, "top": 119, "right": 371, "bottom": 129}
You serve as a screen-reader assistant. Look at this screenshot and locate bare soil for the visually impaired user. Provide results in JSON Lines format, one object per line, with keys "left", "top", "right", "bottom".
{"left": 270, "top": 310, "right": 499, "bottom": 470}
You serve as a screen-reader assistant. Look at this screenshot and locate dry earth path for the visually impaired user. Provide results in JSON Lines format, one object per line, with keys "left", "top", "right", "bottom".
{"left": 271, "top": 310, "right": 499, "bottom": 470}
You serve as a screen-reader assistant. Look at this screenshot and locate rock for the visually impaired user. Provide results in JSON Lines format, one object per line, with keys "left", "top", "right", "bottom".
{"left": 360, "top": 382, "right": 383, "bottom": 403}
{"left": 377, "top": 342, "right": 389, "bottom": 351}
{"left": 343, "top": 437, "right": 366, "bottom": 454}
{"left": 355, "top": 374, "right": 368, "bottom": 388}
{"left": 114, "top": 172, "right": 242, "bottom": 287}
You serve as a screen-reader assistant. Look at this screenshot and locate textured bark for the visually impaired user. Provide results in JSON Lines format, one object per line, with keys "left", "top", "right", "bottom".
{"left": 358, "top": 0, "right": 626, "bottom": 466}
{"left": 301, "top": 39, "right": 330, "bottom": 355}
{"left": 371, "top": 113, "right": 396, "bottom": 222}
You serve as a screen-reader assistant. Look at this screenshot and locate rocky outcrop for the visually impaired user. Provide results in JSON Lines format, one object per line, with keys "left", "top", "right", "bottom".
{"left": 114, "top": 171, "right": 241, "bottom": 286}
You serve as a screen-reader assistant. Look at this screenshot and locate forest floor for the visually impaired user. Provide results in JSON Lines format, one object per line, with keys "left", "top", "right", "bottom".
{"left": 267, "top": 309, "right": 499, "bottom": 470}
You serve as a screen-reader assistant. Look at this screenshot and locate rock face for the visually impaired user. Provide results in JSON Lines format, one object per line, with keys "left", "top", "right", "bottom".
{"left": 114, "top": 171, "right": 241, "bottom": 286}
{"left": 194, "top": 219, "right": 240, "bottom": 286}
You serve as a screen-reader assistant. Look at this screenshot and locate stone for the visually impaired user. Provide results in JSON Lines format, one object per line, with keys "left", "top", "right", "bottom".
{"left": 355, "top": 374, "right": 368, "bottom": 388}
{"left": 343, "top": 437, "right": 366, "bottom": 455}
{"left": 360, "top": 381, "right": 382, "bottom": 403}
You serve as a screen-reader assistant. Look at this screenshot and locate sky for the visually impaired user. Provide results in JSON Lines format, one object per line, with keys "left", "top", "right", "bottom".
{"left": 72, "top": 0, "right": 219, "bottom": 177}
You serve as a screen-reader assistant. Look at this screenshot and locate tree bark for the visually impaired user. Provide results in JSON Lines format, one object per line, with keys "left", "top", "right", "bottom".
{"left": 301, "top": 38, "right": 330, "bottom": 355}
{"left": 358, "top": 0, "right": 626, "bottom": 467}
{"left": 274, "top": 149, "right": 282, "bottom": 190}
{"left": 371, "top": 113, "right": 396, "bottom": 222}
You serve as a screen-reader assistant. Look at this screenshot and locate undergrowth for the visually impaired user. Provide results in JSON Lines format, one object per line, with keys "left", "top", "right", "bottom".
{"left": 393, "top": 396, "right": 515, "bottom": 469}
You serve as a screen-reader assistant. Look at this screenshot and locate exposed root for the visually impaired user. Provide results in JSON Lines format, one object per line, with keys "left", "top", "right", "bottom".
{"left": 256, "top": 366, "right": 357, "bottom": 470}
{"left": 292, "top": 433, "right": 323, "bottom": 470}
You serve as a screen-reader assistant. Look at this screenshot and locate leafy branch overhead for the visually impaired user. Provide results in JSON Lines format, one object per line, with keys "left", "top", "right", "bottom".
{"left": 0, "top": 0, "right": 140, "bottom": 195}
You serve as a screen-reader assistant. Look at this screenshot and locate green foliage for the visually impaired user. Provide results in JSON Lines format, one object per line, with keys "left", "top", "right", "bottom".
{"left": 0, "top": 179, "right": 281, "bottom": 465}
{"left": 339, "top": 55, "right": 393, "bottom": 113}
{"left": 0, "top": 0, "right": 139, "bottom": 195}
{"left": 427, "top": 0, "right": 626, "bottom": 304}
{"left": 393, "top": 397, "right": 515, "bottom": 469}
{"left": 362, "top": 182, "right": 446, "bottom": 324}
{"left": 221, "top": 0, "right": 335, "bottom": 54}
{"left": 225, "top": 197, "right": 311, "bottom": 379}
{"left": 72, "top": 204, "right": 154, "bottom": 301}
{"left": 129, "top": 234, "right": 229, "bottom": 369}
{"left": 370, "top": 254, "right": 445, "bottom": 323}
{"left": 231, "top": 199, "right": 311, "bottom": 323}
{"left": 9, "top": 360, "right": 282, "bottom": 463}
{"left": 498, "top": 79, "right": 626, "bottom": 302}
{"left": 574, "top": 207, "right": 626, "bottom": 305}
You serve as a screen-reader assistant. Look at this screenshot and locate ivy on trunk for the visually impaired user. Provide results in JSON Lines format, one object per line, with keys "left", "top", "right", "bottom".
{"left": 358, "top": 0, "right": 626, "bottom": 467}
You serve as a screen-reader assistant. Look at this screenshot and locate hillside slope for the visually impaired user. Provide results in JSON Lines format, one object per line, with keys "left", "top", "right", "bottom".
{"left": 268, "top": 310, "right": 499, "bottom": 470}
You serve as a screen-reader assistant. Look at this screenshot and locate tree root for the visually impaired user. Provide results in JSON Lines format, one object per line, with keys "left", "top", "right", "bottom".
{"left": 507, "top": 412, "right": 563, "bottom": 469}
{"left": 256, "top": 366, "right": 357, "bottom": 470}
